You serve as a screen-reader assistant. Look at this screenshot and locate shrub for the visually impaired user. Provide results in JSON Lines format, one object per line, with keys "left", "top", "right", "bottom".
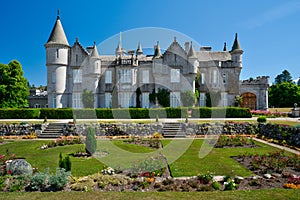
{"left": 29, "top": 172, "right": 48, "bottom": 191}
{"left": 58, "top": 153, "right": 72, "bottom": 172}
{"left": 85, "top": 127, "right": 97, "bottom": 155}
{"left": 48, "top": 168, "right": 70, "bottom": 191}
{"left": 257, "top": 116, "right": 267, "bottom": 123}
{"left": 212, "top": 181, "right": 220, "bottom": 190}
{"left": 0, "top": 109, "right": 40, "bottom": 119}
{"left": 40, "top": 108, "right": 73, "bottom": 119}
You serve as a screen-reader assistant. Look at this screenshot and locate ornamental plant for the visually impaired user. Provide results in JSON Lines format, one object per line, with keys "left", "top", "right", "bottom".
{"left": 85, "top": 127, "right": 97, "bottom": 155}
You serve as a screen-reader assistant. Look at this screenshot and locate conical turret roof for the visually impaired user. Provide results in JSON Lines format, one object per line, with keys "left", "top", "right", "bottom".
{"left": 223, "top": 42, "right": 227, "bottom": 51}
{"left": 136, "top": 42, "right": 143, "bottom": 55}
{"left": 188, "top": 41, "right": 196, "bottom": 58}
{"left": 46, "top": 14, "right": 69, "bottom": 46}
{"left": 231, "top": 33, "right": 242, "bottom": 52}
{"left": 91, "top": 42, "right": 99, "bottom": 57}
{"left": 115, "top": 43, "right": 122, "bottom": 55}
{"left": 154, "top": 41, "right": 162, "bottom": 58}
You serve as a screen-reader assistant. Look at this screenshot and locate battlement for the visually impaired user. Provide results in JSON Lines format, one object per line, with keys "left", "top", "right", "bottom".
{"left": 241, "top": 76, "right": 270, "bottom": 85}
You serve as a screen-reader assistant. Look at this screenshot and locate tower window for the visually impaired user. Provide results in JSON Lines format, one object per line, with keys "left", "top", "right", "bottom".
{"left": 171, "top": 69, "right": 180, "bottom": 83}
{"left": 56, "top": 49, "right": 59, "bottom": 58}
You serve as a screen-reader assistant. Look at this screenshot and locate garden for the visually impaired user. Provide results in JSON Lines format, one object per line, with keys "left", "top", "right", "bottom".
{"left": 0, "top": 119, "right": 299, "bottom": 199}
{"left": 0, "top": 135, "right": 299, "bottom": 193}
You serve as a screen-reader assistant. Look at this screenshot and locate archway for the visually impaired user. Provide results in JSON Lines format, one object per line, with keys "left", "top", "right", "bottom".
{"left": 241, "top": 92, "right": 256, "bottom": 110}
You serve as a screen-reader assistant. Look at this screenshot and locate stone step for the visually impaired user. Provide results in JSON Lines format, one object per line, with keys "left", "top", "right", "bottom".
{"left": 38, "top": 123, "right": 65, "bottom": 138}
{"left": 162, "top": 122, "right": 186, "bottom": 138}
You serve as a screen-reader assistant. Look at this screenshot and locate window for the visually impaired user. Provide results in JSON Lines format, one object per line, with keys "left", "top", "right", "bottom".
{"left": 222, "top": 73, "right": 227, "bottom": 84}
{"left": 105, "top": 93, "right": 112, "bottom": 108}
{"left": 212, "top": 70, "right": 218, "bottom": 84}
{"left": 51, "top": 71, "right": 56, "bottom": 84}
{"left": 75, "top": 54, "right": 78, "bottom": 64}
{"left": 132, "top": 69, "right": 137, "bottom": 85}
{"left": 142, "top": 70, "right": 149, "bottom": 83}
{"left": 221, "top": 92, "right": 228, "bottom": 107}
{"left": 142, "top": 92, "right": 149, "bottom": 108}
{"left": 119, "top": 92, "right": 135, "bottom": 108}
{"left": 34, "top": 104, "right": 41, "bottom": 108}
{"left": 119, "top": 69, "right": 132, "bottom": 83}
{"left": 199, "top": 93, "right": 206, "bottom": 107}
{"left": 73, "top": 69, "right": 82, "bottom": 83}
{"left": 201, "top": 73, "right": 205, "bottom": 85}
{"left": 52, "top": 94, "right": 57, "bottom": 108}
{"left": 171, "top": 69, "right": 180, "bottom": 83}
{"left": 56, "top": 49, "right": 59, "bottom": 58}
{"left": 105, "top": 70, "right": 112, "bottom": 84}
{"left": 72, "top": 93, "right": 82, "bottom": 108}
{"left": 170, "top": 92, "right": 180, "bottom": 107}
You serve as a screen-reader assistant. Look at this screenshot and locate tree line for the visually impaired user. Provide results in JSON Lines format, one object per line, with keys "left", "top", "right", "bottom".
{"left": 269, "top": 70, "right": 300, "bottom": 108}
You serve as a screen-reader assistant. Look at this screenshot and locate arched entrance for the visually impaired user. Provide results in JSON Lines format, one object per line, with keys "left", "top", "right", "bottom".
{"left": 241, "top": 92, "right": 256, "bottom": 110}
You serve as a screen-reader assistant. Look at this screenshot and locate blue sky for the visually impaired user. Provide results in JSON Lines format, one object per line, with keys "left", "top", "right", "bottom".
{"left": 1, "top": 0, "right": 300, "bottom": 86}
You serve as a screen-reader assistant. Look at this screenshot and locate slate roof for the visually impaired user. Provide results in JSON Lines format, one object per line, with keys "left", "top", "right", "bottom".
{"left": 46, "top": 16, "right": 69, "bottom": 46}
{"left": 91, "top": 42, "right": 99, "bottom": 57}
{"left": 195, "top": 51, "right": 231, "bottom": 61}
{"left": 231, "top": 33, "right": 242, "bottom": 52}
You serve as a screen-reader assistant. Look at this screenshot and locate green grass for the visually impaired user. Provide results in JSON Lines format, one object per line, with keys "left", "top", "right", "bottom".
{"left": 0, "top": 189, "right": 299, "bottom": 200}
{"left": 0, "top": 138, "right": 295, "bottom": 178}
{"left": 162, "top": 139, "right": 289, "bottom": 177}
{"left": 0, "top": 140, "right": 103, "bottom": 177}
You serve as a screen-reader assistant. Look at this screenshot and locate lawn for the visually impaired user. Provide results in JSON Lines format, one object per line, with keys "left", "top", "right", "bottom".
{"left": 0, "top": 140, "right": 103, "bottom": 177}
{"left": 0, "top": 138, "right": 292, "bottom": 178}
{"left": 162, "top": 139, "right": 291, "bottom": 177}
{"left": 0, "top": 189, "right": 299, "bottom": 200}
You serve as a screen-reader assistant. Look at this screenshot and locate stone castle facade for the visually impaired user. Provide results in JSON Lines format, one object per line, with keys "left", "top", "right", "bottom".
{"left": 45, "top": 14, "right": 269, "bottom": 110}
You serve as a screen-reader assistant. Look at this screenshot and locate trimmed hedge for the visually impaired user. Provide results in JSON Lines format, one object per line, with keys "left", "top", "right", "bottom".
{"left": 190, "top": 107, "right": 252, "bottom": 118}
{"left": 0, "top": 109, "right": 40, "bottom": 119}
{"left": 0, "top": 107, "right": 252, "bottom": 119}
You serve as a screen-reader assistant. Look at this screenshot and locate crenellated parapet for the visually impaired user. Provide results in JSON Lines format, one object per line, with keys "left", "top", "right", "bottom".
{"left": 241, "top": 76, "right": 270, "bottom": 85}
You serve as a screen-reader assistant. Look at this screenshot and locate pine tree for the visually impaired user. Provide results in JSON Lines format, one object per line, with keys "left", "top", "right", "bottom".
{"left": 58, "top": 153, "right": 65, "bottom": 169}
{"left": 64, "top": 156, "right": 72, "bottom": 172}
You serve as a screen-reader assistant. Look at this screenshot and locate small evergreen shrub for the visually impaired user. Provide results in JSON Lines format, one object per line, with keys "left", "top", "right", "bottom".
{"left": 85, "top": 127, "right": 97, "bottom": 155}
{"left": 58, "top": 153, "right": 72, "bottom": 172}
{"left": 257, "top": 116, "right": 267, "bottom": 123}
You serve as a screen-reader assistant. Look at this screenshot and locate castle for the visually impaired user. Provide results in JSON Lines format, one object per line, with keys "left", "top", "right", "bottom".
{"left": 44, "top": 13, "right": 269, "bottom": 110}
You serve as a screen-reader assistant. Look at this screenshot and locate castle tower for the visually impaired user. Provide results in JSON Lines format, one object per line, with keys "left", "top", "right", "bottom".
{"left": 84, "top": 42, "right": 101, "bottom": 108}
{"left": 45, "top": 11, "right": 70, "bottom": 108}
{"left": 230, "top": 33, "right": 243, "bottom": 68}
{"left": 187, "top": 42, "right": 198, "bottom": 91}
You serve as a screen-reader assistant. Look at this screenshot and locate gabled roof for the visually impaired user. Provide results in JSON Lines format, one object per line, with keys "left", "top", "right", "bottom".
{"left": 164, "top": 37, "right": 187, "bottom": 58}
{"left": 46, "top": 15, "right": 69, "bottom": 46}
{"left": 71, "top": 38, "right": 89, "bottom": 55}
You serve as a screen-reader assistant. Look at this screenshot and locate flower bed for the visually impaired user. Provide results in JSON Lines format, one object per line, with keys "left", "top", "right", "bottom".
{"left": 215, "top": 135, "right": 256, "bottom": 148}
{"left": 233, "top": 151, "right": 300, "bottom": 190}
{"left": 40, "top": 136, "right": 82, "bottom": 150}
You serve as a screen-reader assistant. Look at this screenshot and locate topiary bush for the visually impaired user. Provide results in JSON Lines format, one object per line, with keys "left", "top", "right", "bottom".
{"left": 85, "top": 127, "right": 97, "bottom": 155}
{"left": 257, "top": 116, "right": 267, "bottom": 123}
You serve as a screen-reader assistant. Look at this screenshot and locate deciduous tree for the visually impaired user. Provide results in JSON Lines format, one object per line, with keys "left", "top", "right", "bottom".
{"left": 0, "top": 60, "right": 29, "bottom": 108}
